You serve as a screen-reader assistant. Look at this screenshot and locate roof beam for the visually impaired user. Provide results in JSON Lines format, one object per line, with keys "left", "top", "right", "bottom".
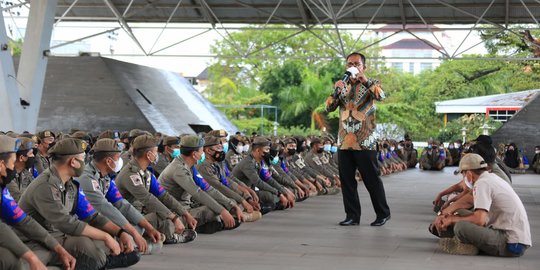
{"left": 296, "top": 0, "right": 309, "bottom": 26}
{"left": 103, "top": 0, "right": 147, "bottom": 55}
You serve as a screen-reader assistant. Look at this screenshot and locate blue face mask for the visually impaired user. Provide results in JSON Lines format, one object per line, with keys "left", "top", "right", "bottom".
{"left": 171, "top": 148, "right": 180, "bottom": 159}
{"left": 197, "top": 152, "right": 206, "bottom": 165}
{"left": 270, "top": 155, "right": 279, "bottom": 165}
{"left": 223, "top": 142, "right": 229, "bottom": 153}
{"left": 330, "top": 146, "right": 338, "bottom": 153}
{"left": 323, "top": 144, "right": 331, "bottom": 152}
{"left": 427, "top": 145, "right": 432, "bottom": 149}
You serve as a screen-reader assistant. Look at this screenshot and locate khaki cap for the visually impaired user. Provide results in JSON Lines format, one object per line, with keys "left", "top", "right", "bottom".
{"left": 16, "top": 137, "right": 34, "bottom": 153}
{"left": 203, "top": 136, "right": 220, "bottom": 147}
{"left": 49, "top": 138, "right": 86, "bottom": 156}
{"left": 0, "top": 135, "right": 21, "bottom": 154}
{"left": 181, "top": 135, "right": 204, "bottom": 149}
{"left": 252, "top": 136, "right": 271, "bottom": 147}
{"left": 92, "top": 138, "right": 121, "bottom": 153}
{"left": 456, "top": 153, "right": 488, "bottom": 173}
{"left": 132, "top": 135, "right": 159, "bottom": 151}
{"left": 38, "top": 130, "right": 55, "bottom": 140}
{"left": 162, "top": 136, "right": 180, "bottom": 146}
{"left": 207, "top": 129, "right": 228, "bottom": 138}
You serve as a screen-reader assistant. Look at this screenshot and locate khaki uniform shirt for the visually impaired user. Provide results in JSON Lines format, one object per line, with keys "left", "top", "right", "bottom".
{"left": 232, "top": 154, "right": 281, "bottom": 195}
{"left": 6, "top": 168, "right": 35, "bottom": 202}
{"left": 197, "top": 160, "right": 247, "bottom": 204}
{"left": 153, "top": 152, "right": 173, "bottom": 177}
{"left": 19, "top": 167, "right": 109, "bottom": 238}
{"left": 159, "top": 156, "right": 235, "bottom": 214}
{"left": 116, "top": 159, "right": 187, "bottom": 219}
{"left": 225, "top": 150, "right": 244, "bottom": 170}
{"left": 35, "top": 151, "right": 50, "bottom": 175}
{"left": 77, "top": 162, "right": 145, "bottom": 228}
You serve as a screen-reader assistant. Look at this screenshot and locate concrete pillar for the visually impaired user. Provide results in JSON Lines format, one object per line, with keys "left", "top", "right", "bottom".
{"left": 0, "top": 11, "right": 22, "bottom": 132}
{"left": 17, "top": 0, "right": 57, "bottom": 132}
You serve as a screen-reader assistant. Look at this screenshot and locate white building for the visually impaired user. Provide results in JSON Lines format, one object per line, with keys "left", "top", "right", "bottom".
{"left": 375, "top": 25, "right": 452, "bottom": 74}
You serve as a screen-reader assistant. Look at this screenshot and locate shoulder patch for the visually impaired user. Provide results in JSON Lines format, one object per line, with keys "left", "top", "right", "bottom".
{"left": 130, "top": 174, "right": 143, "bottom": 186}
{"left": 91, "top": 180, "right": 101, "bottom": 191}
{"left": 51, "top": 186, "right": 61, "bottom": 201}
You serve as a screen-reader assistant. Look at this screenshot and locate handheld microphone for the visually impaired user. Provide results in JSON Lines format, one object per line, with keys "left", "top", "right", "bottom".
{"left": 332, "top": 67, "right": 359, "bottom": 98}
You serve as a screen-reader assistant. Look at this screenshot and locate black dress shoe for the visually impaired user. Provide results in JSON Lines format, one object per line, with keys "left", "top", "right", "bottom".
{"left": 339, "top": 219, "right": 359, "bottom": 226}
{"left": 370, "top": 215, "right": 391, "bottom": 226}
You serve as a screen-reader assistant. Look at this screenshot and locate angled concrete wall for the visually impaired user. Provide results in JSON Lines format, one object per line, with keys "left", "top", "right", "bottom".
{"left": 491, "top": 92, "right": 540, "bottom": 162}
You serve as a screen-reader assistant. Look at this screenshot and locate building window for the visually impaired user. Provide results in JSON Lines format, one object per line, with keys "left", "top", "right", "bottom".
{"left": 420, "top": 62, "right": 433, "bottom": 71}
{"left": 487, "top": 109, "right": 518, "bottom": 122}
{"left": 391, "top": 62, "right": 403, "bottom": 71}
{"left": 408, "top": 62, "right": 415, "bottom": 73}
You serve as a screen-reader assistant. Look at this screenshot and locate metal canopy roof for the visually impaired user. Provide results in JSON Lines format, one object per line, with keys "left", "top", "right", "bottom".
{"left": 56, "top": 0, "right": 540, "bottom": 25}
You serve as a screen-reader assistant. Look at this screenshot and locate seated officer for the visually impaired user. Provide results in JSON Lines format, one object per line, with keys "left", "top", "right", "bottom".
{"left": 78, "top": 138, "right": 163, "bottom": 255}
{"left": 160, "top": 135, "right": 245, "bottom": 233}
{"left": 225, "top": 135, "right": 245, "bottom": 170}
{"left": 116, "top": 134, "right": 197, "bottom": 244}
{"left": 402, "top": 138, "right": 418, "bottom": 169}
{"left": 197, "top": 135, "right": 262, "bottom": 222}
{"left": 18, "top": 138, "right": 140, "bottom": 269}
{"left": 436, "top": 154, "right": 531, "bottom": 257}
{"left": 269, "top": 140, "right": 309, "bottom": 201}
{"left": 6, "top": 137, "right": 36, "bottom": 202}
{"left": 153, "top": 135, "right": 181, "bottom": 177}
{"left": 232, "top": 137, "right": 293, "bottom": 213}
{"left": 35, "top": 130, "right": 55, "bottom": 174}
{"left": 304, "top": 138, "right": 340, "bottom": 194}
{"left": 0, "top": 135, "right": 75, "bottom": 270}
{"left": 419, "top": 140, "right": 445, "bottom": 171}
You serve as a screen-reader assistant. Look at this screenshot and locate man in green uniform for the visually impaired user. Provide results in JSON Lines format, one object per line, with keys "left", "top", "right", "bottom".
{"left": 304, "top": 138, "right": 340, "bottom": 194}
{"left": 35, "top": 130, "right": 55, "bottom": 174}
{"left": 153, "top": 135, "right": 181, "bottom": 177}
{"left": 159, "top": 135, "right": 244, "bottom": 233}
{"left": 420, "top": 140, "right": 446, "bottom": 171}
{"left": 78, "top": 138, "right": 163, "bottom": 255}
{"left": 232, "top": 137, "right": 294, "bottom": 214}
{"left": 116, "top": 134, "right": 197, "bottom": 244}
{"left": 19, "top": 138, "right": 140, "bottom": 269}
{"left": 0, "top": 135, "right": 76, "bottom": 270}
{"left": 6, "top": 137, "right": 36, "bottom": 201}
{"left": 197, "top": 135, "right": 262, "bottom": 222}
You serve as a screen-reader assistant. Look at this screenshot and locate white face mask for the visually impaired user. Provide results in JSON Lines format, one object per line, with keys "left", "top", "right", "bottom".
{"left": 236, "top": 145, "right": 244, "bottom": 153}
{"left": 397, "top": 145, "right": 403, "bottom": 150}
{"left": 243, "top": 144, "right": 250, "bottom": 153}
{"left": 114, "top": 157, "right": 123, "bottom": 173}
{"left": 536, "top": 150, "right": 540, "bottom": 154}
{"left": 390, "top": 147, "right": 395, "bottom": 151}
{"left": 463, "top": 173, "right": 473, "bottom": 189}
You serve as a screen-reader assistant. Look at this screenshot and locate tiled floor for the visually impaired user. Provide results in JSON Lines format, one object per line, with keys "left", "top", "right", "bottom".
{"left": 127, "top": 167, "right": 540, "bottom": 270}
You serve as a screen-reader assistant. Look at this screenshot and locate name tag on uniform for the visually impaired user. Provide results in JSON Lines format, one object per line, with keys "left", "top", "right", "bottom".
{"left": 313, "top": 156, "right": 322, "bottom": 166}
{"left": 130, "top": 175, "right": 143, "bottom": 186}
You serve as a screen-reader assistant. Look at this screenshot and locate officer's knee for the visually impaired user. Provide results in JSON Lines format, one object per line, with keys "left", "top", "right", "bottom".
{"left": 453, "top": 221, "right": 471, "bottom": 242}
{"left": 65, "top": 236, "right": 107, "bottom": 269}
{"left": 0, "top": 249, "right": 20, "bottom": 270}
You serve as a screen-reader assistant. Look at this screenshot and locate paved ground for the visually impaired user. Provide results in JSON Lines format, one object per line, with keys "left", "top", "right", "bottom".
{"left": 126, "top": 168, "right": 539, "bottom": 270}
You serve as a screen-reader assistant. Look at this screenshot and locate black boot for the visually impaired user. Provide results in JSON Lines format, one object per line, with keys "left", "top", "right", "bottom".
{"left": 195, "top": 221, "right": 224, "bottom": 234}
{"left": 105, "top": 251, "right": 141, "bottom": 269}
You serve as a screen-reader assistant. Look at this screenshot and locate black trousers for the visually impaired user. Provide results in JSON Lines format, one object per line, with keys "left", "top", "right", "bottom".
{"left": 338, "top": 149, "right": 390, "bottom": 221}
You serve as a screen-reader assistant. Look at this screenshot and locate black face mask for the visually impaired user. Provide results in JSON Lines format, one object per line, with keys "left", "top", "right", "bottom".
{"left": 1, "top": 168, "right": 16, "bottom": 187}
{"left": 297, "top": 146, "right": 305, "bottom": 153}
{"left": 213, "top": 151, "right": 225, "bottom": 162}
{"left": 287, "top": 149, "right": 296, "bottom": 156}
{"left": 25, "top": 156, "right": 36, "bottom": 169}
{"left": 48, "top": 141, "right": 56, "bottom": 149}
{"left": 383, "top": 143, "right": 389, "bottom": 149}
{"left": 262, "top": 151, "right": 272, "bottom": 164}
{"left": 316, "top": 148, "right": 324, "bottom": 154}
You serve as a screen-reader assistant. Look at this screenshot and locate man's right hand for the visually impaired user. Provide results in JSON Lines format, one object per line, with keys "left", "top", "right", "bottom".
{"left": 104, "top": 234, "right": 121, "bottom": 256}
{"left": 242, "top": 200, "right": 254, "bottom": 213}
{"left": 334, "top": 80, "right": 346, "bottom": 90}
{"left": 22, "top": 251, "right": 48, "bottom": 270}
{"left": 173, "top": 218, "right": 186, "bottom": 234}
{"left": 220, "top": 209, "right": 236, "bottom": 228}
{"left": 279, "top": 194, "right": 288, "bottom": 208}
{"left": 146, "top": 228, "right": 161, "bottom": 244}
